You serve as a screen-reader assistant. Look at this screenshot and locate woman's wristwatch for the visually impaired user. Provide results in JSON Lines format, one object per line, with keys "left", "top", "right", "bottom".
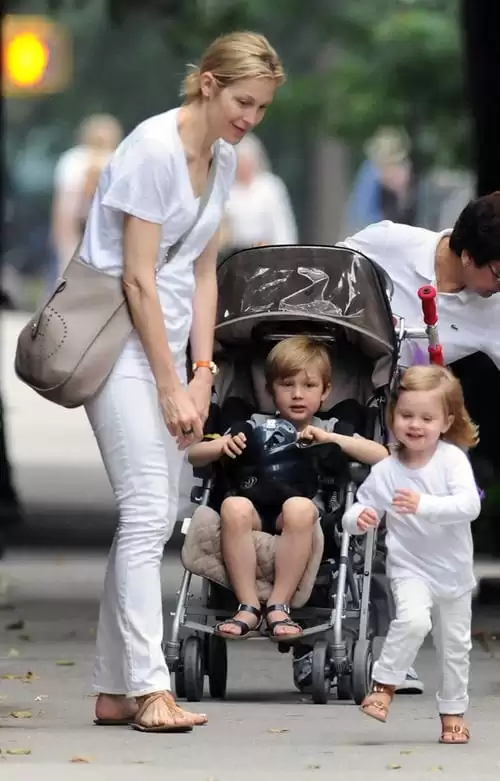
{"left": 192, "top": 360, "right": 219, "bottom": 376}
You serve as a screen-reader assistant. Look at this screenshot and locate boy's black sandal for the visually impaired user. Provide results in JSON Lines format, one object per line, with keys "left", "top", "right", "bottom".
{"left": 265, "top": 603, "right": 305, "bottom": 642}
{"left": 214, "top": 603, "right": 262, "bottom": 640}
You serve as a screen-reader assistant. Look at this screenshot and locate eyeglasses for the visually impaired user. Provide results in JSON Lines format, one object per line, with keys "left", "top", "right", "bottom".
{"left": 488, "top": 262, "right": 500, "bottom": 282}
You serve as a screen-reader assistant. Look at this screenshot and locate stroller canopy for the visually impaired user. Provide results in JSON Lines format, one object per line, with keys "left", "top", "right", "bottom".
{"left": 215, "top": 246, "right": 397, "bottom": 389}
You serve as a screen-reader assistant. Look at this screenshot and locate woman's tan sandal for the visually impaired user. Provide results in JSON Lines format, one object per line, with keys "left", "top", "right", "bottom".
{"left": 439, "top": 715, "right": 470, "bottom": 744}
{"left": 131, "top": 691, "right": 206, "bottom": 733}
{"left": 359, "top": 683, "right": 396, "bottom": 723}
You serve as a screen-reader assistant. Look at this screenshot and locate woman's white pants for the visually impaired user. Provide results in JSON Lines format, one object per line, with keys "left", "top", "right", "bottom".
{"left": 85, "top": 369, "right": 185, "bottom": 697}
{"left": 372, "top": 577, "right": 472, "bottom": 715}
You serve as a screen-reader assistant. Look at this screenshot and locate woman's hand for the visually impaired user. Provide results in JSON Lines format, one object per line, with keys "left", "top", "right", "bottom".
{"left": 221, "top": 432, "right": 247, "bottom": 459}
{"left": 392, "top": 488, "right": 420, "bottom": 515}
{"left": 357, "top": 507, "right": 379, "bottom": 532}
{"left": 299, "top": 425, "right": 331, "bottom": 444}
{"left": 187, "top": 372, "right": 213, "bottom": 426}
{"left": 159, "top": 385, "right": 203, "bottom": 450}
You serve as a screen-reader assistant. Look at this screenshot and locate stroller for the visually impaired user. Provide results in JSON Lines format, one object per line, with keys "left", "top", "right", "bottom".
{"left": 166, "top": 244, "right": 441, "bottom": 706}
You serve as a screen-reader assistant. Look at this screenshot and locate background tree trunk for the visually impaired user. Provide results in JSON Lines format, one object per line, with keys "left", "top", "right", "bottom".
{"left": 462, "top": 0, "right": 500, "bottom": 195}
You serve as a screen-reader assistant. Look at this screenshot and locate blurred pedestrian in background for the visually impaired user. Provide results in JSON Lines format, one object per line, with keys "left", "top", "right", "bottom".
{"left": 219, "top": 132, "right": 297, "bottom": 259}
{"left": 345, "top": 126, "right": 413, "bottom": 234}
{"left": 49, "top": 114, "right": 123, "bottom": 287}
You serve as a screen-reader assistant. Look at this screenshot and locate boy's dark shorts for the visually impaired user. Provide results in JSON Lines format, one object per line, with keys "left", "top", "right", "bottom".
{"left": 256, "top": 502, "right": 321, "bottom": 536}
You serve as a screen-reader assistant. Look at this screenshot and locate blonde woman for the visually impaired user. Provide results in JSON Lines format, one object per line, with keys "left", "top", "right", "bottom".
{"left": 82, "top": 32, "right": 285, "bottom": 732}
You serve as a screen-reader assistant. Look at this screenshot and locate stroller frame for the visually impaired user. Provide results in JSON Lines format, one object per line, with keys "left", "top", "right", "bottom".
{"left": 166, "top": 245, "right": 442, "bottom": 705}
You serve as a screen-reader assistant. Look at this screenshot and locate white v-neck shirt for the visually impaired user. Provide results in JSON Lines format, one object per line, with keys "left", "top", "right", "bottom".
{"left": 81, "top": 108, "right": 236, "bottom": 381}
{"left": 338, "top": 221, "right": 500, "bottom": 370}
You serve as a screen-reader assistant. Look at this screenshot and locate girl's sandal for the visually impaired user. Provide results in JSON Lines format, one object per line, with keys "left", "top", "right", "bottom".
{"left": 214, "top": 603, "right": 263, "bottom": 640}
{"left": 439, "top": 714, "right": 470, "bottom": 744}
{"left": 359, "top": 683, "right": 396, "bottom": 723}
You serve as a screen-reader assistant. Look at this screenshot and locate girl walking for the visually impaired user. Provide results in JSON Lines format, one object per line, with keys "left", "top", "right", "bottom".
{"left": 343, "top": 365, "right": 481, "bottom": 744}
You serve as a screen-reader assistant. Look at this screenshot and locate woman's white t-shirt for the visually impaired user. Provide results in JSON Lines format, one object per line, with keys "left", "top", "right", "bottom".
{"left": 342, "top": 441, "right": 481, "bottom": 598}
{"left": 80, "top": 108, "right": 236, "bottom": 381}
{"left": 338, "top": 220, "right": 500, "bottom": 370}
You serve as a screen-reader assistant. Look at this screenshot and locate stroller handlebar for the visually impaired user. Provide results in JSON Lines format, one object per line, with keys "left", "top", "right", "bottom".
{"left": 417, "top": 285, "right": 444, "bottom": 366}
{"left": 418, "top": 285, "right": 438, "bottom": 326}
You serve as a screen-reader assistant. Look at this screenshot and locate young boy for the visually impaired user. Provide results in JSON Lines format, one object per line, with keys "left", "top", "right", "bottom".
{"left": 188, "top": 336, "right": 387, "bottom": 641}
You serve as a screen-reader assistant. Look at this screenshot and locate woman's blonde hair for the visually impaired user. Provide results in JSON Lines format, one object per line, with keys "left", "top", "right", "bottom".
{"left": 388, "top": 365, "right": 479, "bottom": 450}
{"left": 265, "top": 336, "right": 332, "bottom": 391}
{"left": 181, "top": 31, "right": 285, "bottom": 102}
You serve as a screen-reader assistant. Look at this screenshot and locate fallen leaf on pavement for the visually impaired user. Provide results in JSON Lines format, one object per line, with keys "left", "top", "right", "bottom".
{"left": 472, "top": 630, "right": 494, "bottom": 655}
{"left": 10, "top": 710, "right": 33, "bottom": 719}
{"left": 267, "top": 728, "right": 289, "bottom": 734}
{"left": 400, "top": 750, "right": 414, "bottom": 755}
{"left": 428, "top": 767, "right": 443, "bottom": 773}
{"left": 56, "top": 660, "right": 75, "bottom": 666}
{"left": 5, "top": 748, "right": 32, "bottom": 755}
{"left": 0, "top": 671, "right": 37, "bottom": 683}
{"left": 307, "top": 764, "right": 321, "bottom": 770}
{"left": 5, "top": 620, "right": 24, "bottom": 631}
{"left": 19, "top": 635, "right": 32, "bottom": 643}
{"left": 7, "top": 649, "right": 20, "bottom": 658}
{"left": 387, "top": 764, "right": 402, "bottom": 770}
{"left": 70, "top": 756, "right": 93, "bottom": 763}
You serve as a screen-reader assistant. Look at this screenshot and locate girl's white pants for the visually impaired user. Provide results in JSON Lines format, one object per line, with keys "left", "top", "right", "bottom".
{"left": 372, "top": 577, "right": 472, "bottom": 714}
{"left": 86, "top": 369, "right": 185, "bottom": 697}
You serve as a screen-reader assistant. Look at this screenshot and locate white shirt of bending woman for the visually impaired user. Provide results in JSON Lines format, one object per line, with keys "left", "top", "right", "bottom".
{"left": 222, "top": 133, "right": 298, "bottom": 248}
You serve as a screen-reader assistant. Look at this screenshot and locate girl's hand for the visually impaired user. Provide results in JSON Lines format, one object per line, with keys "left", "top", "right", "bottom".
{"left": 299, "top": 425, "right": 331, "bottom": 444}
{"left": 357, "top": 507, "right": 379, "bottom": 532}
{"left": 392, "top": 488, "right": 420, "bottom": 515}
{"left": 221, "top": 432, "right": 247, "bottom": 459}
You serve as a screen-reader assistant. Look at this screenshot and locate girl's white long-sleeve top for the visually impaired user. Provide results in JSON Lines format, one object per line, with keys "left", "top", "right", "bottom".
{"left": 342, "top": 441, "right": 481, "bottom": 598}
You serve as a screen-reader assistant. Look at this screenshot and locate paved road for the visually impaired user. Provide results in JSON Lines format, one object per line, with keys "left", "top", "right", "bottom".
{"left": 1, "top": 551, "right": 499, "bottom": 780}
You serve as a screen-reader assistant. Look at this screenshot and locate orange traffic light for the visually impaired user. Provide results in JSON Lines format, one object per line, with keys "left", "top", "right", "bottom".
{"left": 3, "top": 15, "right": 71, "bottom": 97}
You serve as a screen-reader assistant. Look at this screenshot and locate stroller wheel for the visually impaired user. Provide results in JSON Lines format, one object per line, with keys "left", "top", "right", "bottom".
{"left": 311, "top": 639, "right": 333, "bottom": 704}
{"left": 351, "top": 638, "right": 374, "bottom": 705}
{"left": 182, "top": 635, "right": 205, "bottom": 702}
{"left": 207, "top": 634, "right": 228, "bottom": 699}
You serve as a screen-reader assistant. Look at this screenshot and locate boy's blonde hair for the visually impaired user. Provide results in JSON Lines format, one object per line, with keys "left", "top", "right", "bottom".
{"left": 388, "top": 365, "right": 479, "bottom": 450}
{"left": 265, "top": 336, "right": 332, "bottom": 391}
{"left": 181, "top": 31, "right": 285, "bottom": 103}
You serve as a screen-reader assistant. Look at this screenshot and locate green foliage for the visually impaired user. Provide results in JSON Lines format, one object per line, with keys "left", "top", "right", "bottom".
{"left": 5, "top": 0, "right": 470, "bottom": 200}
{"left": 324, "top": 1, "right": 470, "bottom": 169}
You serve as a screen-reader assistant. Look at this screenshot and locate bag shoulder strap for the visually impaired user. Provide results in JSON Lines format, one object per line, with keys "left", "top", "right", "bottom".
{"left": 69, "top": 141, "right": 220, "bottom": 273}
{"left": 164, "top": 141, "right": 220, "bottom": 266}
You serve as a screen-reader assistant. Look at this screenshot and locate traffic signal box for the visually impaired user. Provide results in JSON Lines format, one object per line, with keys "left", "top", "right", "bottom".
{"left": 3, "top": 15, "right": 72, "bottom": 97}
